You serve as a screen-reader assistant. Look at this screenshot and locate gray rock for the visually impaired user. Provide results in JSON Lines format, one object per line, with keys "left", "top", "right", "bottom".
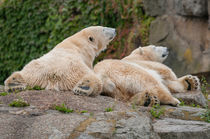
{"left": 163, "top": 106, "right": 206, "bottom": 121}
{"left": 0, "top": 109, "right": 87, "bottom": 139}
{"left": 173, "top": 91, "right": 207, "bottom": 107}
{"left": 113, "top": 112, "right": 159, "bottom": 139}
{"left": 0, "top": 85, "right": 4, "bottom": 92}
{"left": 0, "top": 90, "right": 209, "bottom": 139}
{"left": 175, "top": 0, "right": 208, "bottom": 17}
{"left": 142, "top": 0, "right": 167, "bottom": 16}
{"left": 153, "top": 118, "right": 210, "bottom": 139}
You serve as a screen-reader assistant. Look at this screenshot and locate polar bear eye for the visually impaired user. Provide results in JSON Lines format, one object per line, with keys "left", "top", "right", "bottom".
{"left": 89, "top": 36, "right": 94, "bottom": 42}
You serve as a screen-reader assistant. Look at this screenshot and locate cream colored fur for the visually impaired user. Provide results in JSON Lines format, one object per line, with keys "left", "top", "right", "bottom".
{"left": 94, "top": 45, "right": 200, "bottom": 106}
{"left": 5, "top": 26, "right": 116, "bottom": 96}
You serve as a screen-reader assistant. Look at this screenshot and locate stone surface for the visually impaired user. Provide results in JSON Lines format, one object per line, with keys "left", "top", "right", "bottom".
{"left": 153, "top": 118, "right": 210, "bottom": 139}
{"left": 173, "top": 91, "right": 207, "bottom": 107}
{"left": 163, "top": 106, "right": 206, "bottom": 121}
{"left": 0, "top": 90, "right": 209, "bottom": 139}
{"left": 142, "top": 0, "right": 167, "bottom": 16}
{"left": 175, "top": 0, "right": 208, "bottom": 17}
{"left": 0, "top": 90, "right": 130, "bottom": 112}
{"left": 0, "top": 85, "right": 4, "bottom": 92}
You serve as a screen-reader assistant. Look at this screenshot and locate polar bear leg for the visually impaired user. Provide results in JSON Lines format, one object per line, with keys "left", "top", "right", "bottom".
{"left": 166, "top": 75, "right": 200, "bottom": 93}
{"left": 73, "top": 74, "right": 103, "bottom": 96}
{"left": 130, "top": 92, "right": 160, "bottom": 107}
{"left": 157, "top": 88, "right": 180, "bottom": 106}
{"left": 130, "top": 88, "right": 180, "bottom": 107}
{"left": 4, "top": 72, "right": 27, "bottom": 92}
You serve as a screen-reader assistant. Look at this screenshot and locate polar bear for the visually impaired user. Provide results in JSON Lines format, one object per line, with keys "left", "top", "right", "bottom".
{"left": 4, "top": 26, "right": 116, "bottom": 96}
{"left": 122, "top": 45, "right": 200, "bottom": 93}
{"left": 93, "top": 45, "right": 200, "bottom": 106}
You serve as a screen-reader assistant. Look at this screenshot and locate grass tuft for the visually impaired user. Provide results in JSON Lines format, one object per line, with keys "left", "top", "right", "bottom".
{"left": 9, "top": 99, "right": 29, "bottom": 107}
{"left": 0, "top": 92, "right": 8, "bottom": 96}
{"left": 105, "top": 107, "right": 113, "bottom": 112}
{"left": 150, "top": 104, "right": 165, "bottom": 118}
{"left": 54, "top": 103, "right": 74, "bottom": 113}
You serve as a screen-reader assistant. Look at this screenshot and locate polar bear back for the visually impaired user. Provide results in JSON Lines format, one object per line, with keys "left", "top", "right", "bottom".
{"left": 21, "top": 48, "right": 90, "bottom": 90}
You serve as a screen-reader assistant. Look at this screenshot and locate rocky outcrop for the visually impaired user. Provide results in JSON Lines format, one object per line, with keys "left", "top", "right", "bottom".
{"left": 143, "top": 0, "right": 210, "bottom": 77}
{"left": 0, "top": 90, "right": 209, "bottom": 139}
{"left": 153, "top": 118, "right": 210, "bottom": 139}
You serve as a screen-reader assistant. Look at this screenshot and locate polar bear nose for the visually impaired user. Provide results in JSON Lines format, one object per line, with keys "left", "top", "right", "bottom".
{"left": 103, "top": 27, "right": 116, "bottom": 40}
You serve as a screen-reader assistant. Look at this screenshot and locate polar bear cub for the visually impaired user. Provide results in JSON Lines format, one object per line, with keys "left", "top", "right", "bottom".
{"left": 94, "top": 45, "right": 199, "bottom": 106}
{"left": 5, "top": 26, "right": 116, "bottom": 96}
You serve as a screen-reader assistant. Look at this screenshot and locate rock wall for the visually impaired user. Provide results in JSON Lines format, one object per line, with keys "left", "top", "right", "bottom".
{"left": 143, "top": 0, "right": 210, "bottom": 78}
{"left": 0, "top": 90, "right": 209, "bottom": 139}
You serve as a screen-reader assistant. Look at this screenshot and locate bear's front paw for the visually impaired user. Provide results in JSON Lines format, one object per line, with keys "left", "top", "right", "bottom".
{"left": 73, "top": 80, "right": 93, "bottom": 96}
{"left": 185, "top": 75, "right": 200, "bottom": 91}
{"left": 5, "top": 86, "right": 25, "bottom": 93}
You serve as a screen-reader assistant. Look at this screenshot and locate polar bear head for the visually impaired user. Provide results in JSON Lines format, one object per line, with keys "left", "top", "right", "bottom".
{"left": 127, "top": 45, "right": 169, "bottom": 63}
{"left": 68, "top": 26, "right": 116, "bottom": 56}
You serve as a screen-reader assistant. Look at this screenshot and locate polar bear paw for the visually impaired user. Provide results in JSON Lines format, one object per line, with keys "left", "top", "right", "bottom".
{"left": 144, "top": 92, "right": 160, "bottom": 107}
{"left": 4, "top": 72, "right": 26, "bottom": 92}
{"left": 185, "top": 75, "right": 200, "bottom": 91}
{"left": 73, "top": 79, "right": 93, "bottom": 96}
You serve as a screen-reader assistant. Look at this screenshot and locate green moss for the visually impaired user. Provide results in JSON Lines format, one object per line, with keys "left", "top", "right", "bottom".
{"left": 54, "top": 103, "right": 74, "bottom": 113}
{"left": 0, "top": 92, "right": 8, "bottom": 96}
{"left": 9, "top": 99, "right": 29, "bottom": 107}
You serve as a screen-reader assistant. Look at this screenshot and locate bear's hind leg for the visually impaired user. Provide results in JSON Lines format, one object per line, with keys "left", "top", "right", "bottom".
{"left": 4, "top": 72, "right": 27, "bottom": 92}
{"left": 73, "top": 74, "right": 102, "bottom": 97}
{"left": 130, "top": 92, "right": 160, "bottom": 107}
{"left": 157, "top": 87, "right": 180, "bottom": 106}
{"left": 180, "top": 75, "right": 200, "bottom": 91}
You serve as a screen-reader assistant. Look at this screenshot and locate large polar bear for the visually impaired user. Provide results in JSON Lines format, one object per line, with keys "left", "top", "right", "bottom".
{"left": 5, "top": 26, "right": 116, "bottom": 96}
{"left": 92, "top": 45, "right": 200, "bottom": 106}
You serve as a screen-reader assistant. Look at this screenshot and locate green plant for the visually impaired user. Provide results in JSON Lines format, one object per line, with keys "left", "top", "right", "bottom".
{"left": 200, "top": 76, "right": 210, "bottom": 98}
{"left": 201, "top": 108, "right": 210, "bottom": 123}
{"left": 9, "top": 99, "right": 29, "bottom": 107}
{"left": 54, "top": 103, "right": 74, "bottom": 113}
{"left": 80, "top": 110, "right": 88, "bottom": 113}
{"left": 105, "top": 107, "right": 113, "bottom": 112}
{"left": 150, "top": 104, "right": 165, "bottom": 118}
{"left": 0, "top": 0, "right": 153, "bottom": 84}
{"left": 0, "top": 92, "right": 8, "bottom": 96}
{"left": 132, "top": 103, "right": 136, "bottom": 110}
{"left": 26, "top": 86, "right": 44, "bottom": 90}
{"left": 178, "top": 99, "right": 185, "bottom": 106}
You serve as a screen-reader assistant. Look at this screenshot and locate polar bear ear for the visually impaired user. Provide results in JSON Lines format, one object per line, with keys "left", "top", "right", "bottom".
{"left": 139, "top": 46, "right": 143, "bottom": 55}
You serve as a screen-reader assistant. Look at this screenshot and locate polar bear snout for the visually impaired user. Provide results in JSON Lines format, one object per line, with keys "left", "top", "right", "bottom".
{"left": 103, "top": 27, "right": 116, "bottom": 41}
